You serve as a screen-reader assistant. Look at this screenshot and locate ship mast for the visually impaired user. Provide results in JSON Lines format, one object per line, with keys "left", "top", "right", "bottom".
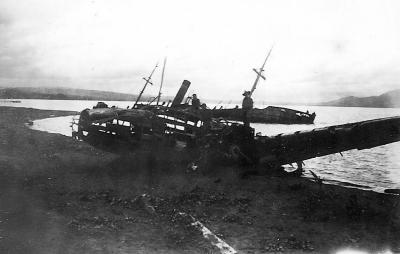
{"left": 133, "top": 62, "right": 158, "bottom": 108}
{"left": 250, "top": 46, "right": 273, "bottom": 96}
{"left": 156, "top": 57, "right": 167, "bottom": 105}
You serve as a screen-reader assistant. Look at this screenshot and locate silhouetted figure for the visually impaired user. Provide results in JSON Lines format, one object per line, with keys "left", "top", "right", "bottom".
{"left": 242, "top": 91, "right": 253, "bottom": 126}
{"left": 93, "top": 102, "right": 108, "bottom": 109}
{"left": 311, "top": 112, "right": 316, "bottom": 119}
{"left": 192, "top": 94, "right": 201, "bottom": 110}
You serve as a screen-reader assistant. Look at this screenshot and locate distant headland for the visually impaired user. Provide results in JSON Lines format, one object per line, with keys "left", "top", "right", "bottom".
{"left": 317, "top": 89, "right": 400, "bottom": 108}
{"left": 0, "top": 87, "right": 151, "bottom": 101}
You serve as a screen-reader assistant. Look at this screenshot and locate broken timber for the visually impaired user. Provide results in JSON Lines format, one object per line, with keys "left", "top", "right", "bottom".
{"left": 253, "top": 116, "right": 400, "bottom": 168}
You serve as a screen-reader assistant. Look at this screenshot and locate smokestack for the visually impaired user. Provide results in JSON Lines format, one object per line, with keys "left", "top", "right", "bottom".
{"left": 171, "top": 80, "right": 191, "bottom": 107}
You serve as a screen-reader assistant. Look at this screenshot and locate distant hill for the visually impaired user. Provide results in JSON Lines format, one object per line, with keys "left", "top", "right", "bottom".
{"left": 319, "top": 89, "right": 400, "bottom": 108}
{"left": 0, "top": 87, "right": 157, "bottom": 101}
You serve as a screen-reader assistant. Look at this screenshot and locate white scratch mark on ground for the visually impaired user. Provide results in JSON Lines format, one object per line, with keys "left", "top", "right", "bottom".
{"left": 178, "top": 212, "right": 237, "bottom": 254}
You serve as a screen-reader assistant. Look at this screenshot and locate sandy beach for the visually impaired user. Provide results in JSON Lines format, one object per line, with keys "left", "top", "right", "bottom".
{"left": 0, "top": 106, "right": 399, "bottom": 253}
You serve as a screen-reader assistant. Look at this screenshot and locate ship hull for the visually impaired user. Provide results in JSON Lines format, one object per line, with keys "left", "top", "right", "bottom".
{"left": 207, "top": 106, "right": 315, "bottom": 124}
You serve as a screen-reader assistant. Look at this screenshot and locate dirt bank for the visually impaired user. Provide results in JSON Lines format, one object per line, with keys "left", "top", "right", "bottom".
{"left": 0, "top": 106, "right": 399, "bottom": 253}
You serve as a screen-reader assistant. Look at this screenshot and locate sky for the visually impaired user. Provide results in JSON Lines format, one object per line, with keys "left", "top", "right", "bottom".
{"left": 1, "top": 0, "right": 400, "bottom": 104}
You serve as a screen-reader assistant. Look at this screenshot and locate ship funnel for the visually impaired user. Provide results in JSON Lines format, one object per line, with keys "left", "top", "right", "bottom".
{"left": 171, "top": 80, "right": 191, "bottom": 107}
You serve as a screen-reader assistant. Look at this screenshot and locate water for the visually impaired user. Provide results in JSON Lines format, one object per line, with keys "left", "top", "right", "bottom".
{"left": 2, "top": 99, "right": 399, "bottom": 192}
{"left": 31, "top": 116, "right": 77, "bottom": 137}
{"left": 0, "top": 99, "right": 134, "bottom": 112}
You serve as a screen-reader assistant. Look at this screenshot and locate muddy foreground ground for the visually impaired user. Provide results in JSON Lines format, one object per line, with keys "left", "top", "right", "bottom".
{"left": 0, "top": 106, "right": 399, "bottom": 254}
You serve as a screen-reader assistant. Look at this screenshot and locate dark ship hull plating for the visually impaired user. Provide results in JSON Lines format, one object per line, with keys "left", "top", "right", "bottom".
{"left": 206, "top": 106, "right": 315, "bottom": 124}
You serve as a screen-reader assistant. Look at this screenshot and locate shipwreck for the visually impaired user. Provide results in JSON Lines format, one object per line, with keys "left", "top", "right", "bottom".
{"left": 134, "top": 51, "right": 315, "bottom": 125}
{"left": 204, "top": 105, "right": 316, "bottom": 124}
{"left": 204, "top": 47, "right": 316, "bottom": 124}
{"left": 72, "top": 79, "right": 400, "bottom": 175}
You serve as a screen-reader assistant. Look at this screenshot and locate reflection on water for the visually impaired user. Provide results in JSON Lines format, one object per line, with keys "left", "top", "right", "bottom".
{"left": 11, "top": 99, "right": 400, "bottom": 192}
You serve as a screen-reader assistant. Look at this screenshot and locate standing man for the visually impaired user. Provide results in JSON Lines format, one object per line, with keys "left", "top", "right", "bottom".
{"left": 191, "top": 94, "right": 201, "bottom": 110}
{"left": 242, "top": 91, "right": 253, "bottom": 126}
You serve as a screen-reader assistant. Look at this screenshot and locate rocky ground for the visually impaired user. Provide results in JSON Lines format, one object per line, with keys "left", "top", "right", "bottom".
{"left": 0, "top": 106, "right": 399, "bottom": 253}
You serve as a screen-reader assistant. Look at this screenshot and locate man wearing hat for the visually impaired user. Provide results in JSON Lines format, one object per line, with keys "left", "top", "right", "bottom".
{"left": 242, "top": 91, "right": 253, "bottom": 126}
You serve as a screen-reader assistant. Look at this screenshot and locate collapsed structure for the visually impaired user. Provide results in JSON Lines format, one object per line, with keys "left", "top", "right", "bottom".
{"left": 72, "top": 80, "right": 400, "bottom": 175}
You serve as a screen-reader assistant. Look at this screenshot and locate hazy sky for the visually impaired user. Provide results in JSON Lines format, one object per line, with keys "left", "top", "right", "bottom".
{"left": 1, "top": 0, "right": 400, "bottom": 103}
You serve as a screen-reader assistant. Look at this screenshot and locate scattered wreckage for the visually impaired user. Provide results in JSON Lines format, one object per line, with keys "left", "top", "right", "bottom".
{"left": 72, "top": 81, "right": 400, "bottom": 175}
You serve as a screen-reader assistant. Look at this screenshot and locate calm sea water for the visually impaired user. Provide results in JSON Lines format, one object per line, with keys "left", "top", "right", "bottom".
{"left": 2, "top": 99, "right": 399, "bottom": 192}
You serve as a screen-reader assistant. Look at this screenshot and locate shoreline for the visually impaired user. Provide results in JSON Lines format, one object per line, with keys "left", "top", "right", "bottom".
{"left": 0, "top": 106, "right": 399, "bottom": 253}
